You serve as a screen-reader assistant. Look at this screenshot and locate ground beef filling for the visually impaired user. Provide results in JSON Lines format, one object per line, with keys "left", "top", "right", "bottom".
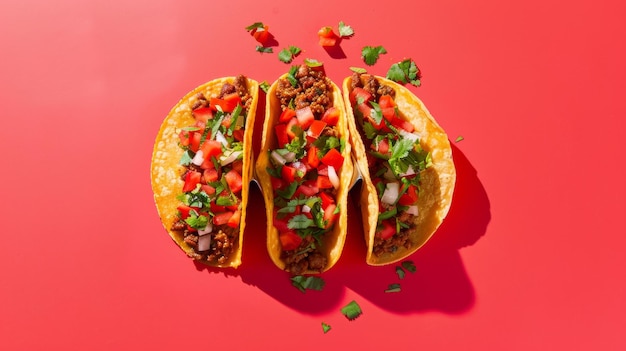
{"left": 274, "top": 65, "right": 335, "bottom": 274}
{"left": 172, "top": 75, "right": 251, "bottom": 264}
{"left": 352, "top": 72, "right": 418, "bottom": 256}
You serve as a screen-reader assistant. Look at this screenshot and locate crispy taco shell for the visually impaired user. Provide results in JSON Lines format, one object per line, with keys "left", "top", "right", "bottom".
{"left": 343, "top": 74, "right": 455, "bottom": 266}
{"left": 151, "top": 76, "right": 259, "bottom": 268}
{"left": 256, "top": 70, "right": 353, "bottom": 274}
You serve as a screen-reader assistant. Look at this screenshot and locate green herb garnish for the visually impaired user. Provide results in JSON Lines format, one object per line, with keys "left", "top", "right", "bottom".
{"left": 385, "top": 283, "right": 401, "bottom": 293}
{"left": 321, "top": 322, "right": 332, "bottom": 334}
{"left": 396, "top": 266, "right": 406, "bottom": 279}
{"left": 291, "top": 275, "right": 326, "bottom": 293}
{"left": 361, "top": 46, "right": 387, "bottom": 66}
{"left": 402, "top": 260, "right": 417, "bottom": 273}
{"left": 341, "top": 300, "right": 363, "bottom": 321}
{"left": 349, "top": 67, "right": 367, "bottom": 74}
{"left": 304, "top": 58, "right": 323, "bottom": 67}
{"left": 338, "top": 21, "right": 354, "bottom": 37}
{"left": 255, "top": 45, "right": 273, "bottom": 54}
{"left": 259, "top": 81, "right": 270, "bottom": 93}
{"left": 278, "top": 46, "right": 302, "bottom": 63}
{"left": 386, "top": 58, "right": 421, "bottom": 87}
{"left": 455, "top": 135, "right": 464, "bottom": 143}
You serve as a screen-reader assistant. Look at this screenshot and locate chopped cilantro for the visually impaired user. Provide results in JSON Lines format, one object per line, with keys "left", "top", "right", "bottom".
{"left": 288, "top": 214, "right": 314, "bottom": 229}
{"left": 276, "top": 181, "right": 298, "bottom": 199}
{"left": 402, "top": 260, "right": 417, "bottom": 273}
{"left": 455, "top": 135, "right": 464, "bottom": 143}
{"left": 245, "top": 22, "right": 266, "bottom": 31}
{"left": 341, "top": 300, "right": 363, "bottom": 321}
{"left": 321, "top": 322, "right": 332, "bottom": 334}
{"left": 287, "top": 66, "right": 299, "bottom": 87}
{"left": 255, "top": 45, "right": 273, "bottom": 54}
{"left": 304, "top": 58, "right": 323, "bottom": 67}
{"left": 386, "top": 58, "right": 421, "bottom": 87}
{"left": 385, "top": 283, "right": 401, "bottom": 293}
{"left": 179, "top": 150, "right": 194, "bottom": 165}
{"left": 184, "top": 212, "right": 208, "bottom": 230}
{"left": 361, "top": 46, "right": 387, "bottom": 66}
{"left": 259, "top": 81, "right": 270, "bottom": 93}
{"left": 349, "top": 67, "right": 367, "bottom": 74}
{"left": 338, "top": 21, "right": 354, "bottom": 37}
{"left": 396, "top": 266, "right": 406, "bottom": 279}
{"left": 291, "top": 275, "right": 326, "bottom": 293}
{"left": 278, "top": 46, "right": 302, "bottom": 63}
{"left": 362, "top": 122, "right": 377, "bottom": 139}
{"left": 369, "top": 101, "right": 383, "bottom": 125}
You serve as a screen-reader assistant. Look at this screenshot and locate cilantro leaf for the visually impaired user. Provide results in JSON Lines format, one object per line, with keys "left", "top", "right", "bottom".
{"left": 291, "top": 275, "right": 326, "bottom": 293}
{"left": 402, "top": 260, "right": 417, "bottom": 273}
{"left": 385, "top": 283, "right": 401, "bottom": 293}
{"left": 255, "top": 45, "right": 273, "bottom": 54}
{"left": 321, "top": 322, "right": 331, "bottom": 334}
{"left": 341, "top": 300, "right": 363, "bottom": 321}
{"left": 179, "top": 150, "right": 194, "bottom": 166}
{"left": 349, "top": 66, "right": 367, "bottom": 74}
{"left": 455, "top": 135, "right": 464, "bottom": 143}
{"left": 184, "top": 212, "right": 208, "bottom": 230}
{"left": 396, "top": 266, "right": 406, "bottom": 279}
{"left": 245, "top": 22, "right": 266, "bottom": 31}
{"left": 338, "top": 21, "right": 354, "bottom": 37}
{"left": 386, "top": 58, "right": 422, "bottom": 87}
{"left": 259, "top": 81, "right": 270, "bottom": 93}
{"left": 288, "top": 214, "right": 314, "bottom": 229}
{"left": 369, "top": 101, "right": 383, "bottom": 125}
{"left": 278, "top": 46, "right": 302, "bottom": 63}
{"left": 304, "top": 58, "right": 323, "bottom": 67}
{"left": 276, "top": 181, "right": 298, "bottom": 199}
{"left": 361, "top": 46, "right": 387, "bottom": 66}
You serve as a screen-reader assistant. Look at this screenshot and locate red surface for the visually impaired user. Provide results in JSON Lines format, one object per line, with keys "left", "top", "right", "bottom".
{"left": 1, "top": 0, "right": 625, "bottom": 350}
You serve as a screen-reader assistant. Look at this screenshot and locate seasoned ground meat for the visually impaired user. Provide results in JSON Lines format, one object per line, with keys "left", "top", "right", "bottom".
{"left": 281, "top": 236, "right": 328, "bottom": 275}
{"left": 219, "top": 82, "right": 237, "bottom": 97}
{"left": 350, "top": 72, "right": 396, "bottom": 101}
{"left": 234, "top": 74, "right": 252, "bottom": 110}
{"left": 373, "top": 230, "right": 412, "bottom": 256}
{"left": 276, "top": 64, "right": 333, "bottom": 116}
{"left": 191, "top": 93, "right": 208, "bottom": 110}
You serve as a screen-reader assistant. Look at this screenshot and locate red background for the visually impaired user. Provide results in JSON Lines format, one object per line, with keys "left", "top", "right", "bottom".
{"left": 1, "top": 0, "right": 625, "bottom": 350}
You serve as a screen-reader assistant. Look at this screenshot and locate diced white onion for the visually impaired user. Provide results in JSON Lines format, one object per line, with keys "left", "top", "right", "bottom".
{"left": 327, "top": 165, "right": 340, "bottom": 189}
{"left": 282, "top": 151, "right": 296, "bottom": 163}
{"left": 197, "top": 234, "right": 211, "bottom": 252}
{"left": 399, "top": 129, "right": 420, "bottom": 143}
{"left": 406, "top": 205, "right": 419, "bottom": 216}
{"left": 302, "top": 205, "right": 311, "bottom": 213}
{"left": 192, "top": 150, "right": 205, "bottom": 166}
{"left": 220, "top": 150, "right": 243, "bottom": 166}
{"left": 271, "top": 150, "right": 286, "bottom": 165}
{"left": 381, "top": 182, "right": 400, "bottom": 205}
{"left": 215, "top": 131, "right": 229, "bottom": 147}
{"left": 198, "top": 222, "right": 213, "bottom": 236}
{"left": 399, "top": 165, "right": 416, "bottom": 177}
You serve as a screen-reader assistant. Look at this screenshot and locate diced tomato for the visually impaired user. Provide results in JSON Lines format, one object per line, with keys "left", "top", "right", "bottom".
{"left": 231, "top": 160, "right": 244, "bottom": 174}
{"left": 279, "top": 108, "right": 297, "bottom": 123}
{"left": 296, "top": 106, "right": 315, "bottom": 130}
{"left": 273, "top": 211, "right": 291, "bottom": 232}
{"left": 250, "top": 24, "right": 270, "bottom": 44}
{"left": 323, "top": 204, "right": 338, "bottom": 229}
{"left": 321, "top": 107, "right": 340, "bottom": 126}
{"left": 203, "top": 168, "right": 219, "bottom": 183}
{"left": 275, "top": 123, "right": 289, "bottom": 147}
{"left": 210, "top": 97, "right": 237, "bottom": 113}
{"left": 381, "top": 107, "right": 396, "bottom": 122}
{"left": 200, "top": 140, "right": 223, "bottom": 159}
{"left": 179, "top": 130, "right": 192, "bottom": 146}
{"left": 190, "top": 132, "right": 202, "bottom": 152}
{"left": 317, "top": 26, "right": 337, "bottom": 47}
{"left": 307, "top": 146, "right": 320, "bottom": 168}
{"left": 286, "top": 118, "right": 299, "bottom": 140}
{"left": 279, "top": 230, "right": 302, "bottom": 251}
{"left": 375, "top": 138, "right": 390, "bottom": 154}
{"left": 200, "top": 155, "right": 215, "bottom": 170}
{"left": 226, "top": 198, "right": 240, "bottom": 212}
{"left": 183, "top": 170, "right": 202, "bottom": 192}
{"left": 223, "top": 92, "right": 241, "bottom": 106}
{"left": 225, "top": 169, "right": 243, "bottom": 194}
{"left": 177, "top": 205, "right": 194, "bottom": 219}
{"left": 213, "top": 211, "right": 234, "bottom": 226}
{"left": 317, "top": 164, "right": 329, "bottom": 176}
{"left": 350, "top": 87, "right": 373, "bottom": 105}
{"left": 192, "top": 107, "right": 214, "bottom": 123}
{"left": 398, "top": 184, "right": 419, "bottom": 206}
{"left": 220, "top": 114, "right": 233, "bottom": 129}
{"left": 320, "top": 148, "right": 344, "bottom": 170}
{"left": 319, "top": 191, "right": 335, "bottom": 209}
{"left": 297, "top": 181, "right": 319, "bottom": 197}
{"left": 232, "top": 129, "right": 245, "bottom": 142}
{"left": 390, "top": 116, "right": 414, "bottom": 133}
{"left": 307, "top": 120, "right": 327, "bottom": 140}
{"left": 316, "top": 175, "right": 333, "bottom": 189}
{"left": 227, "top": 210, "right": 241, "bottom": 228}
{"left": 318, "top": 36, "right": 337, "bottom": 46}
{"left": 210, "top": 202, "right": 226, "bottom": 214}
{"left": 378, "top": 95, "right": 395, "bottom": 109}
{"left": 270, "top": 176, "right": 285, "bottom": 190}
{"left": 281, "top": 165, "right": 297, "bottom": 183}
{"left": 377, "top": 220, "right": 397, "bottom": 239}
{"left": 201, "top": 184, "right": 216, "bottom": 195}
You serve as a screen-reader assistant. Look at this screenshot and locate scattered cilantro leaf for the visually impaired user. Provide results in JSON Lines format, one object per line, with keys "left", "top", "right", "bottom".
{"left": 278, "top": 46, "right": 302, "bottom": 63}
{"left": 402, "top": 260, "right": 417, "bottom": 273}
{"left": 304, "top": 58, "right": 323, "bottom": 67}
{"left": 184, "top": 212, "right": 208, "bottom": 230}
{"left": 385, "top": 283, "right": 402, "bottom": 293}
{"left": 349, "top": 67, "right": 367, "bottom": 74}
{"left": 321, "top": 322, "right": 332, "bottom": 334}
{"left": 288, "top": 214, "right": 314, "bottom": 229}
{"left": 341, "top": 300, "right": 363, "bottom": 321}
{"left": 259, "top": 81, "right": 270, "bottom": 93}
{"left": 361, "top": 46, "right": 387, "bottom": 66}
{"left": 386, "top": 58, "right": 421, "bottom": 87}
{"left": 291, "top": 275, "right": 326, "bottom": 293}
{"left": 338, "top": 21, "right": 354, "bottom": 38}
{"left": 179, "top": 150, "right": 194, "bottom": 166}
{"left": 245, "top": 22, "right": 266, "bottom": 31}
{"left": 455, "top": 135, "right": 464, "bottom": 143}
{"left": 255, "top": 45, "right": 273, "bottom": 54}
{"left": 396, "top": 266, "right": 406, "bottom": 279}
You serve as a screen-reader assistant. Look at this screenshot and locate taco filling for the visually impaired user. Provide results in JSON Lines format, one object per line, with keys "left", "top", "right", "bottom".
{"left": 170, "top": 75, "right": 253, "bottom": 264}
{"left": 265, "top": 64, "right": 347, "bottom": 274}
{"left": 348, "top": 72, "right": 432, "bottom": 256}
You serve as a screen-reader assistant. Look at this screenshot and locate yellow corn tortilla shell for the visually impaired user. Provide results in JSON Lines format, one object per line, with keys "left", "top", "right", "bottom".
{"left": 256, "top": 72, "right": 353, "bottom": 274}
{"left": 342, "top": 75, "right": 456, "bottom": 266}
{"left": 150, "top": 77, "right": 259, "bottom": 268}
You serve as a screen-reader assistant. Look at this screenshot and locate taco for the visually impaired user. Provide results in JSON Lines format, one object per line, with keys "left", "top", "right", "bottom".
{"left": 343, "top": 72, "right": 455, "bottom": 266}
{"left": 151, "top": 75, "right": 259, "bottom": 268}
{"left": 256, "top": 63, "right": 354, "bottom": 275}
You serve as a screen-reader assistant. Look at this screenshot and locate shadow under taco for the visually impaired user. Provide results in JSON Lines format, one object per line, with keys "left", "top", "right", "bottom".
{"left": 256, "top": 63, "right": 354, "bottom": 275}
{"left": 151, "top": 75, "right": 259, "bottom": 268}
{"left": 343, "top": 72, "right": 456, "bottom": 266}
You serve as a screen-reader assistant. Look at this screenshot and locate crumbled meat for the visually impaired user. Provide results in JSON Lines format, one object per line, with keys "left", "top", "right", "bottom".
{"left": 363, "top": 75, "right": 379, "bottom": 97}
{"left": 321, "top": 126, "right": 339, "bottom": 138}
{"left": 219, "top": 83, "right": 237, "bottom": 97}
{"left": 171, "top": 220, "right": 186, "bottom": 231}
{"left": 377, "top": 85, "right": 395, "bottom": 99}
{"left": 234, "top": 74, "right": 252, "bottom": 110}
{"left": 373, "top": 230, "right": 412, "bottom": 256}
{"left": 275, "top": 64, "right": 332, "bottom": 116}
{"left": 191, "top": 93, "right": 208, "bottom": 110}
{"left": 281, "top": 236, "right": 328, "bottom": 275}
